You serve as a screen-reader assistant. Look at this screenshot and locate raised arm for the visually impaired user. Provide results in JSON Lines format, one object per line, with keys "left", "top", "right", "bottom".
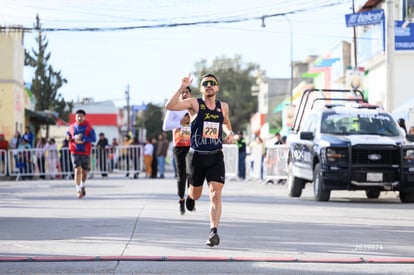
{"left": 165, "top": 74, "right": 196, "bottom": 112}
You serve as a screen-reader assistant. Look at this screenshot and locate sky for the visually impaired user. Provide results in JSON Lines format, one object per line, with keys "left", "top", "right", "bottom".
{"left": 0, "top": 0, "right": 365, "bottom": 107}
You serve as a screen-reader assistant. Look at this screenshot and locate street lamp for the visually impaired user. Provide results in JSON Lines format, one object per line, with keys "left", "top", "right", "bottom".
{"left": 283, "top": 15, "right": 294, "bottom": 105}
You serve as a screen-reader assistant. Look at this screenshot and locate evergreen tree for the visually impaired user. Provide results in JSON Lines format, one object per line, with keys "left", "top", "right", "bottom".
{"left": 25, "top": 14, "right": 73, "bottom": 121}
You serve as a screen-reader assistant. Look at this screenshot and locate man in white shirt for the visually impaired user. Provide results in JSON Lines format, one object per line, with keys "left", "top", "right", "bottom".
{"left": 162, "top": 86, "right": 192, "bottom": 215}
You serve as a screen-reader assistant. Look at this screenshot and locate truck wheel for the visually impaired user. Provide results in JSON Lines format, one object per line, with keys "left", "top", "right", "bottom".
{"left": 313, "top": 163, "right": 330, "bottom": 201}
{"left": 400, "top": 191, "right": 414, "bottom": 203}
{"left": 287, "top": 163, "right": 304, "bottom": 197}
{"left": 365, "top": 189, "right": 381, "bottom": 199}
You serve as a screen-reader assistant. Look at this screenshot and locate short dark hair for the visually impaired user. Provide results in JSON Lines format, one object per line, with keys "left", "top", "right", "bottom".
{"left": 186, "top": 86, "right": 192, "bottom": 93}
{"left": 201, "top": 73, "right": 219, "bottom": 84}
{"left": 76, "top": 109, "right": 86, "bottom": 115}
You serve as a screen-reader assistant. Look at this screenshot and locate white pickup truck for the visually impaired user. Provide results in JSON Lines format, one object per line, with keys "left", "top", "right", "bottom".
{"left": 286, "top": 89, "right": 414, "bottom": 202}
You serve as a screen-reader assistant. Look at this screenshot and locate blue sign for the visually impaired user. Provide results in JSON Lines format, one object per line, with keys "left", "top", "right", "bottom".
{"left": 345, "top": 9, "right": 385, "bottom": 27}
{"left": 395, "top": 20, "right": 414, "bottom": 51}
{"left": 132, "top": 104, "right": 147, "bottom": 112}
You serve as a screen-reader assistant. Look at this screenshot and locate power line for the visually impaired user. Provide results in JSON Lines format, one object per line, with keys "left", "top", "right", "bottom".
{"left": 1, "top": 0, "right": 349, "bottom": 32}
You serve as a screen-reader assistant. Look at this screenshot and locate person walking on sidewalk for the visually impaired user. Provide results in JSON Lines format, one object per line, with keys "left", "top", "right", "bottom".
{"left": 162, "top": 86, "right": 192, "bottom": 215}
{"left": 165, "top": 73, "right": 234, "bottom": 247}
{"left": 66, "top": 109, "right": 97, "bottom": 199}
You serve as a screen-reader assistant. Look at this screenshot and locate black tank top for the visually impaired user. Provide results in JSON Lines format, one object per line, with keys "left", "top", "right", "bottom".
{"left": 190, "top": 98, "right": 224, "bottom": 151}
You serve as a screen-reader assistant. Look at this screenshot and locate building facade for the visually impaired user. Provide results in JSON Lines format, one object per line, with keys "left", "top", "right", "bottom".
{"left": 0, "top": 27, "right": 25, "bottom": 141}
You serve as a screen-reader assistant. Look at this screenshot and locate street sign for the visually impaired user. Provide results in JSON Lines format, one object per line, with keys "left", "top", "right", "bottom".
{"left": 345, "top": 9, "right": 385, "bottom": 28}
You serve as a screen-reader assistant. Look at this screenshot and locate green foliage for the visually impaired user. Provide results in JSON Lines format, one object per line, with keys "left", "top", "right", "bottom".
{"left": 24, "top": 15, "right": 73, "bottom": 121}
{"left": 143, "top": 103, "right": 164, "bottom": 140}
{"left": 193, "top": 55, "right": 259, "bottom": 133}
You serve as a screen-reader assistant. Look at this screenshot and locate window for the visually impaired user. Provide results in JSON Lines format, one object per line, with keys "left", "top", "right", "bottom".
{"left": 406, "top": 0, "right": 414, "bottom": 20}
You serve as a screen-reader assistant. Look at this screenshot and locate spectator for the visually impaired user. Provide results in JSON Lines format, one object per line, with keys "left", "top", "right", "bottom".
{"left": 109, "top": 137, "right": 118, "bottom": 171}
{"left": 398, "top": 118, "right": 407, "bottom": 135}
{"left": 235, "top": 131, "right": 247, "bottom": 180}
{"left": 22, "top": 126, "right": 34, "bottom": 148}
{"left": 96, "top": 132, "right": 109, "bottom": 177}
{"left": 274, "top": 132, "right": 284, "bottom": 145}
{"left": 9, "top": 131, "right": 20, "bottom": 150}
{"left": 150, "top": 137, "right": 158, "bottom": 178}
{"left": 59, "top": 137, "right": 73, "bottom": 179}
{"left": 9, "top": 131, "right": 21, "bottom": 173}
{"left": 131, "top": 136, "right": 140, "bottom": 179}
{"left": 120, "top": 135, "right": 132, "bottom": 177}
{"left": 143, "top": 138, "right": 154, "bottom": 178}
{"left": 0, "top": 133, "right": 9, "bottom": 175}
{"left": 250, "top": 136, "right": 266, "bottom": 180}
{"left": 35, "top": 137, "right": 47, "bottom": 179}
{"left": 45, "top": 138, "right": 58, "bottom": 179}
{"left": 156, "top": 132, "right": 169, "bottom": 178}
{"left": 17, "top": 136, "right": 33, "bottom": 180}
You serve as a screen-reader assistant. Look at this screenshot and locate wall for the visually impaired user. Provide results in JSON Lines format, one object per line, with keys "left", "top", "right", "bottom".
{"left": 394, "top": 52, "right": 414, "bottom": 109}
{"left": 364, "top": 58, "right": 387, "bottom": 107}
{"left": 0, "top": 28, "right": 25, "bottom": 140}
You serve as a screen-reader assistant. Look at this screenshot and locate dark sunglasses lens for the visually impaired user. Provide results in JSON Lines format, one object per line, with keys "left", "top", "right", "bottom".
{"left": 202, "top": 80, "right": 217, "bottom": 87}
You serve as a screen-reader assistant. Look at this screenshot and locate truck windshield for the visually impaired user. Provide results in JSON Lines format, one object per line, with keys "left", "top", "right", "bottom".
{"left": 321, "top": 112, "right": 401, "bottom": 136}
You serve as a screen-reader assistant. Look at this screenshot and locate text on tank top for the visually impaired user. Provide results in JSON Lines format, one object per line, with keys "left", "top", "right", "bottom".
{"left": 190, "top": 98, "right": 224, "bottom": 151}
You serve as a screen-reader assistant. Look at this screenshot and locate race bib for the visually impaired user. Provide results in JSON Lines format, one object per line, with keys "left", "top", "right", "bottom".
{"left": 203, "top": 121, "right": 220, "bottom": 139}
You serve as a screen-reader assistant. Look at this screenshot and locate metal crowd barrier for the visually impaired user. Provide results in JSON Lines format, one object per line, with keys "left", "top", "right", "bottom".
{"left": 90, "top": 145, "right": 143, "bottom": 178}
{"left": 248, "top": 145, "right": 264, "bottom": 180}
{"left": 2, "top": 144, "right": 235, "bottom": 181}
{"left": 4, "top": 145, "right": 143, "bottom": 181}
{"left": 222, "top": 144, "right": 238, "bottom": 180}
{"left": 0, "top": 149, "right": 7, "bottom": 176}
{"left": 263, "top": 144, "right": 288, "bottom": 183}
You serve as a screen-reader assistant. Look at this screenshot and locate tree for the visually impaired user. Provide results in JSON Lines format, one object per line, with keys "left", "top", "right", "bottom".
{"left": 136, "top": 103, "right": 164, "bottom": 140}
{"left": 25, "top": 15, "right": 73, "bottom": 121}
{"left": 193, "top": 55, "right": 260, "bottom": 133}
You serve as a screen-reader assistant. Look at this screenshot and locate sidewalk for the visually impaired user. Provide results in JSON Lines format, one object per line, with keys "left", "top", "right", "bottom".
{"left": 1, "top": 172, "right": 414, "bottom": 274}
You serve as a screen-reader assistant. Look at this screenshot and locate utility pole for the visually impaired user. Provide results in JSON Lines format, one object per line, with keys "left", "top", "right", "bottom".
{"left": 284, "top": 15, "right": 294, "bottom": 105}
{"left": 386, "top": 0, "right": 395, "bottom": 112}
{"left": 125, "top": 84, "right": 130, "bottom": 134}
{"left": 352, "top": 0, "right": 358, "bottom": 68}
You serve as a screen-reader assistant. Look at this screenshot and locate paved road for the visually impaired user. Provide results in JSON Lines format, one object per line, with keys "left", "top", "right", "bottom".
{"left": 0, "top": 173, "right": 413, "bottom": 274}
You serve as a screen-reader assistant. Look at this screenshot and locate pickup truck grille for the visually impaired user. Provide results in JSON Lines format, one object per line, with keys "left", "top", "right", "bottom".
{"left": 351, "top": 145, "right": 400, "bottom": 165}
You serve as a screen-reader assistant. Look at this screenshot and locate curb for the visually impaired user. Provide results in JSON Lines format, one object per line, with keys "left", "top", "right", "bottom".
{"left": 1, "top": 256, "right": 414, "bottom": 263}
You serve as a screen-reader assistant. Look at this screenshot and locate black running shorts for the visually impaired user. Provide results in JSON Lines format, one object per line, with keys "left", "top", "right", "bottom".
{"left": 71, "top": 154, "right": 91, "bottom": 170}
{"left": 186, "top": 150, "right": 225, "bottom": 187}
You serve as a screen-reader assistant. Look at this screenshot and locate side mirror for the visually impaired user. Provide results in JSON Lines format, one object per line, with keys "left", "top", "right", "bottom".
{"left": 406, "top": 134, "right": 414, "bottom": 142}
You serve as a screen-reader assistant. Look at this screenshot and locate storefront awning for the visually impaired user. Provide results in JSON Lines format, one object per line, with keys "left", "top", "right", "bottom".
{"left": 25, "top": 109, "right": 57, "bottom": 125}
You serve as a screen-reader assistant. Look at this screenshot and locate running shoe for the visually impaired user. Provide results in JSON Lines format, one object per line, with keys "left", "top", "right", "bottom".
{"left": 179, "top": 199, "right": 185, "bottom": 215}
{"left": 81, "top": 187, "right": 86, "bottom": 197}
{"left": 185, "top": 196, "right": 195, "bottom": 211}
{"left": 205, "top": 232, "right": 220, "bottom": 247}
{"left": 77, "top": 191, "right": 84, "bottom": 199}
